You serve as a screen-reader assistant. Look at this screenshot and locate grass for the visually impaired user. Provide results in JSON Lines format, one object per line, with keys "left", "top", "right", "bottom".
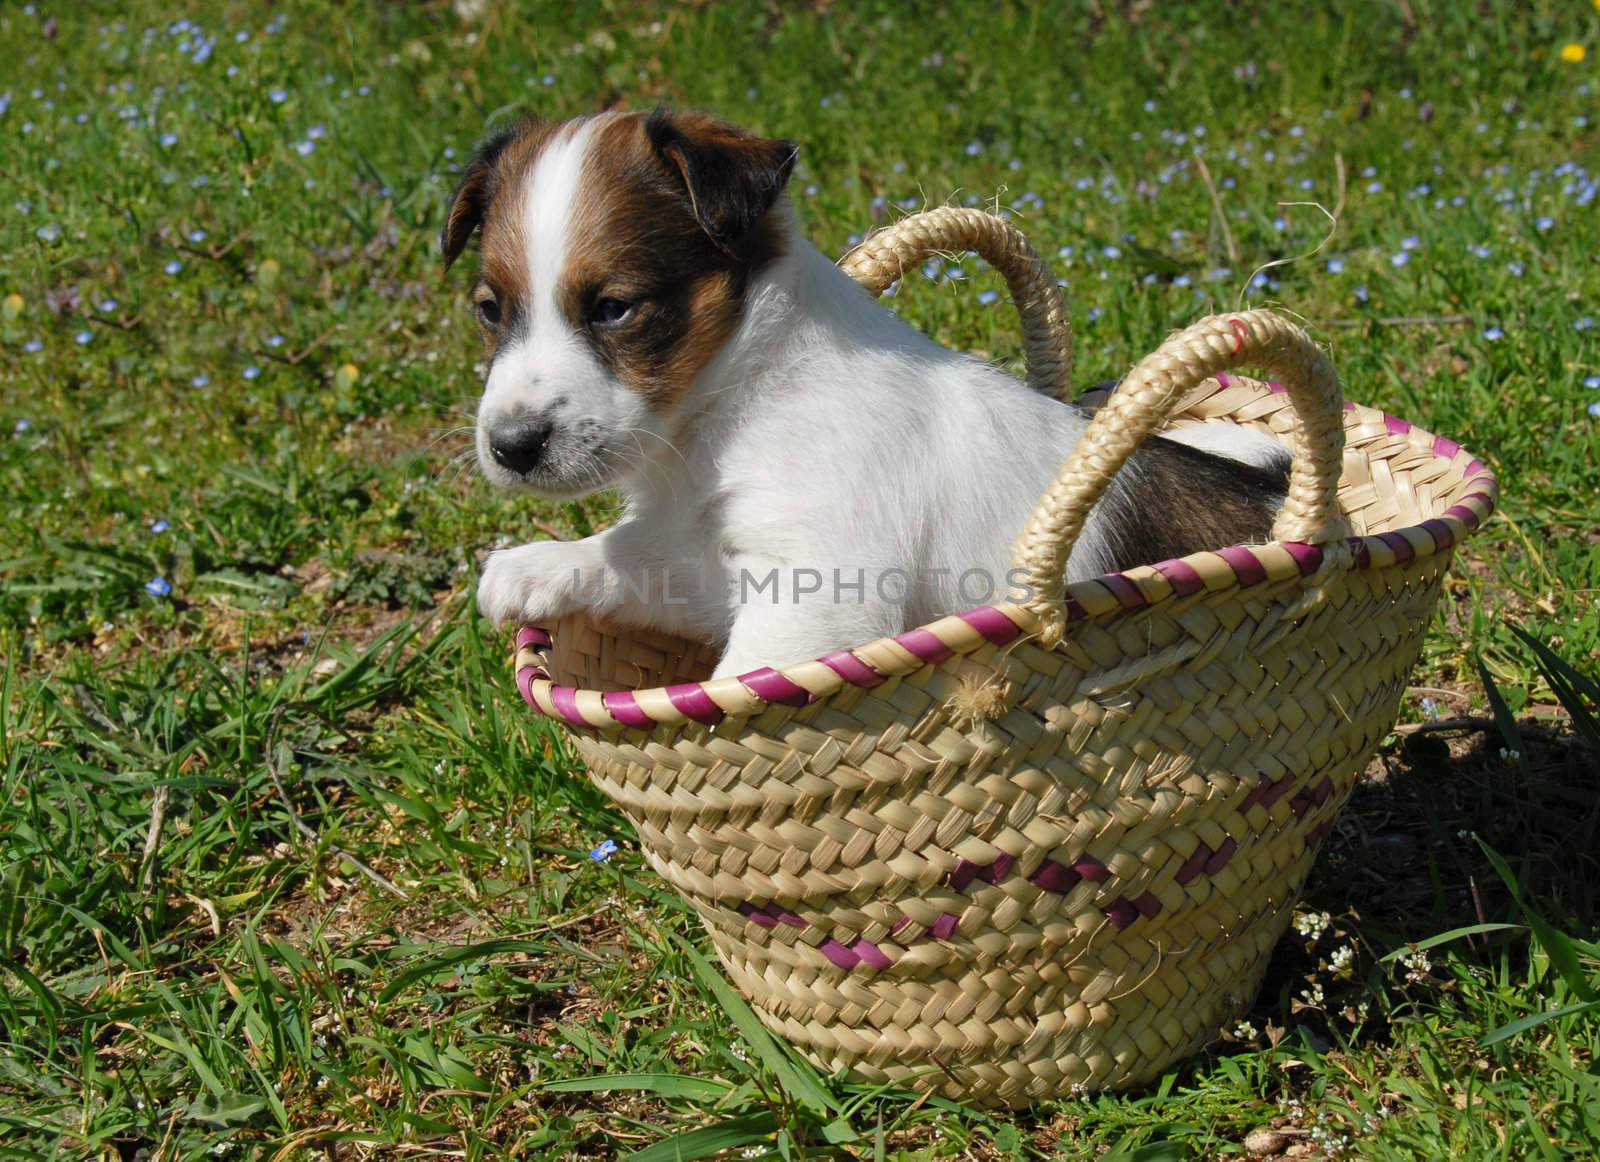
{"left": 2, "top": 0, "right": 1598, "bottom": 1157}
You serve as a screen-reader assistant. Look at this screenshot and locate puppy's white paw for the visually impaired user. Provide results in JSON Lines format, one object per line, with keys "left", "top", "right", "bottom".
{"left": 477, "top": 541, "right": 593, "bottom": 630}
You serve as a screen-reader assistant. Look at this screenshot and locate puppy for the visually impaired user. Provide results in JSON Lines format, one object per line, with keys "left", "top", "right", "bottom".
{"left": 443, "top": 110, "right": 1288, "bottom": 679}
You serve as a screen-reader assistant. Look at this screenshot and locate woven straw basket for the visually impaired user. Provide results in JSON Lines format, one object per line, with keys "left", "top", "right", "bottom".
{"left": 507, "top": 209, "right": 1498, "bottom": 1106}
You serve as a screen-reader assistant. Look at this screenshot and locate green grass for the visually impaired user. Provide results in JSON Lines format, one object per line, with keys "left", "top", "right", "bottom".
{"left": 2, "top": 1, "right": 1598, "bottom": 1157}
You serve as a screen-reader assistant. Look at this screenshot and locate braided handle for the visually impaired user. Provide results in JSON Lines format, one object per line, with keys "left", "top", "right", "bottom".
{"left": 840, "top": 206, "right": 1073, "bottom": 401}
{"left": 1010, "top": 310, "right": 1348, "bottom": 642}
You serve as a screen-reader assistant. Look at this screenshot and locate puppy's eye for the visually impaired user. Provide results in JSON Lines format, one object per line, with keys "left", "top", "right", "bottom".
{"left": 475, "top": 296, "right": 501, "bottom": 330}
{"left": 590, "top": 297, "right": 635, "bottom": 327}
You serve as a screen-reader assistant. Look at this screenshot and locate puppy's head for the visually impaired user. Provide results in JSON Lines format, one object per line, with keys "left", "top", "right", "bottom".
{"left": 442, "top": 109, "right": 796, "bottom": 496}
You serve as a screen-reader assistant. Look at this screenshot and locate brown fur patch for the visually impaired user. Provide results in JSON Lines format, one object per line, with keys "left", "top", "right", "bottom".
{"left": 555, "top": 112, "right": 791, "bottom": 407}
{"left": 442, "top": 118, "right": 560, "bottom": 354}
{"left": 1102, "top": 437, "right": 1291, "bottom": 569}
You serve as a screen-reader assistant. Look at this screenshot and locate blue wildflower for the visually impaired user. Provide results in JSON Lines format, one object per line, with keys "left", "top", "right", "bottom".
{"left": 243, "top": 365, "right": 261, "bottom": 381}
{"left": 1390, "top": 251, "right": 1410, "bottom": 267}
{"left": 267, "top": 334, "right": 286, "bottom": 347}
{"left": 294, "top": 139, "right": 315, "bottom": 156}
{"left": 1401, "top": 235, "right": 1420, "bottom": 250}
{"left": 14, "top": 419, "right": 31, "bottom": 434}
{"left": 145, "top": 577, "right": 172, "bottom": 597}
{"left": 589, "top": 839, "right": 618, "bottom": 862}
{"left": 99, "top": 298, "right": 118, "bottom": 312}
{"left": 75, "top": 330, "right": 93, "bottom": 345}
{"left": 1590, "top": 402, "right": 1600, "bottom": 419}
{"left": 1355, "top": 285, "right": 1370, "bottom": 304}
{"left": 1535, "top": 215, "right": 1554, "bottom": 231}
{"left": 188, "top": 228, "right": 207, "bottom": 243}
{"left": 1576, "top": 318, "right": 1595, "bottom": 331}
{"left": 1086, "top": 306, "right": 1103, "bottom": 322}
{"left": 1366, "top": 180, "right": 1383, "bottom": 193}
{"left": 1102, "top": 245, "right": 1122, "bottom": 259}
{"left": 1506, "top": 261, "right": 1525, "bottom": 277}
{"left": 269, "top": 88, "right": 287, "bottom": 103}
{"left": 1482, "top": 325, "right": 1504, "bottom": 341}
{"left": 1326, "top": 257, "right": 1345, "bottom": 274}
{"left": 191, "top": 373, "right": 210, "bottom": 388}
{"left": 35, "top": 224, "right": 60, "bottom": 242}
{"left": 1583, "top": 376, "right": 1600, "bottom": 389}
{"left": 977, "top": 289, "right": 999, "bottom": 305}
{"left": 1471, "top": 244, "right": 1491, "bottom": 259}
{"left": 164, "top": 260, "right": 183, "bottom": 275}
{"left": 150, "top": 518, "right": 170, "bottom": 533}
{"left": 1173, "top": 274, "right": 1192, "bottom": 288}
{"left": 159, "top": 132, "right": 177, "bottom": 148}
{"left": 24, "top": 338, "right": 42, "bottom": 353}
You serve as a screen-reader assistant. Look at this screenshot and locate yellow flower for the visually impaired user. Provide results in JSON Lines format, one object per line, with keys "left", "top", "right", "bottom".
{"left": 1, "top": 292, "right": 23, "bottom": 321}
{"left": 334, "top": 363, "right": 361, "bottom": 390}
{"left": 1562, "top": 42, "right": 1587, "bottom": 63}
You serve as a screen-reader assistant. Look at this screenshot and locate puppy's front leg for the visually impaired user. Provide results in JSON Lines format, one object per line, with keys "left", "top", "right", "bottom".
{"left": 477, "top": 535, "right": 609, "bottom": 631}
{"left": 478, "top": 521, "right": 720, "bottom": 637}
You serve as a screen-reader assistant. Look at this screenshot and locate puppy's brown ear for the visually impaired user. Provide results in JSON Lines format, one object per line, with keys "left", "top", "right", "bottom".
{"left": 646, "top": 109, "right": 796, "bottom": 256}
{"left": 440, "top": 123, "right": 526, "bottom": 269}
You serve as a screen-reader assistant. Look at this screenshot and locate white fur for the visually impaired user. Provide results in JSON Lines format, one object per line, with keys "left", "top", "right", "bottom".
{"left": 478, "top": 189, "right": 1285, "bottom": 677}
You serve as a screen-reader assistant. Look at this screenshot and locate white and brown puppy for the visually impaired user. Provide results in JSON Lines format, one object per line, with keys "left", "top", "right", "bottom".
{"left": 443, "top": 109, "right": 1288, "bottom": 678}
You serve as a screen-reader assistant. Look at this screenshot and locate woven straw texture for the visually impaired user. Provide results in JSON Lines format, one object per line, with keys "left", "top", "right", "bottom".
{"left": 507, "top": 211, "right": 1497, "bottom": 1106}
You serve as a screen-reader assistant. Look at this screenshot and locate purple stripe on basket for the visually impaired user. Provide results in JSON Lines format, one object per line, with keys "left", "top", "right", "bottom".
{"left": 1063, "top": 593, "right": 1089, "bottom": 621}
{"left": 1104, "top": 900, "right": 1139, "bottom": 929}
{"left": 818, "top": 938, "right": 859, "bottom": 969}
{"left": 738, "top": 902, "right": 779, "bottom": 929}
{"left": 516, "top": 667, "right": 538, "bottom": 707}
{"left": 1132, "top": 891, "right": 1163, "bottom": 919}
{"left": 958, "top": 605, "right": 1025, "bottom": 644}
{"left": 602, "top": 689, "right": 655, "bottom": 730}
{"left": 1444, "top": 504, "right": 1482, "bottom": 528}
{"left": 1308, "top": 820, "right": 1335, "bottom": 848}
{"left": 515, "top": 626, "right": 552, "bottom": 650}
{"left": 818, "top": 649, "right": 885, "bottom": 688}
{"left": 1290, "top": 792, "right": 1315, "bottom": 818}
{"left": 1203, "top": 837, "right": 1238, "bottom": 875}
{"left": 1385, "top": 415, "right": 1412, "bottom": 435}
{"left": 1215, "top": 544, "right": 1269, "bottom": 588}
{"left": 1215, "top": 373, "right": 1231, "bottom": 388}
{"left": 1311, "top": 777, "right": 1333, "bottom": 804}
{"left": 664, "top": 682, "right": 725, "bottom": 724}
{"left": 1343, "top": 400, "right": 1358, "bottom": 412}
{"left": 930, "top": 913, "right": 959, "bottom": 940}
{"left": 1464, "top": 458, "right": 1487, "bottom": 478}
{"left": 1348, "top": 537, "right": 1372, "bottom": 569}
{"left": 983, "top": 852, "right": 1015, "bottom": 883}
{"left": 1420, "top": 519, "right": 1455, "bottom": 551}
{"left": 1175, "top": 844, "right": 1211, "bottom": 885}
{"left": 1282, "top": 542, "right": 1324, "bottom": 575}
{"left": 1155, "top": 558, "right": 1206, "bottom": 597}
{"left": 548, "top": 685, "right": 586, "bottom": 726}
{"left": 1433, "top": 435, "right": 1461, "bottom": 459}
{"left": 1266, "top": 378, "right": 1287, "bottom": 394}
{"left": 737, "top": 667, "right": 812, "bottom": 706}
{"left": 891, "top": 915, "right": 912, "bottom": 934}
{"left": 1074, "top": 856, "right": 1112, "bottom": 883}
{"left": 1099, "top": 573, "right": 1146, "bottom": 610}
{"left": 1378, "top": 531, "right": 1416, "bottom": 564}
{"left": 1030, "top": 859, "right": 1083, "bottom": 894}
{"left": 1259, "top": 776, "right": 1293, "bottom": 808}
{"left": 773, "top": 909, "right": 807, "bottom": 929}
{"left": 894, "top": 628, "right": 954, "bottom": 665}
{"left": 948, "top": 859, "right": 981, "bottom": 892}
{"left": 853, "top": 939, "right": 893, "bottom": 970}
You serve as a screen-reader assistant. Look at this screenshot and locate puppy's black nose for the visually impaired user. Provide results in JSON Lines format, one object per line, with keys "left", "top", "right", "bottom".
{"left": 488, "top": 417, "right": 553, "bottom": 476}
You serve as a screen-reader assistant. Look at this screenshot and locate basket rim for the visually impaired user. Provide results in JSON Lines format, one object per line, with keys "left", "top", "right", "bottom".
{"left": 511, "top": 385, "right": 1498, "bottom": 734}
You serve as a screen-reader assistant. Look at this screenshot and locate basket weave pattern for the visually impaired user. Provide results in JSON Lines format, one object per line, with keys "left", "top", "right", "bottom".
{"left": 506, "top": 215, "right": 1497, "bottom": 1105}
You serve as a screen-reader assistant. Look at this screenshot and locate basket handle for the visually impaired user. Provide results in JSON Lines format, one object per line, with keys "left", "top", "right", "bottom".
{"left": 1009, "top": 309, "right": 1349, "bottom": 643}
{"left": 839, "top": 206, "right": 1073, "bottom": 401}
